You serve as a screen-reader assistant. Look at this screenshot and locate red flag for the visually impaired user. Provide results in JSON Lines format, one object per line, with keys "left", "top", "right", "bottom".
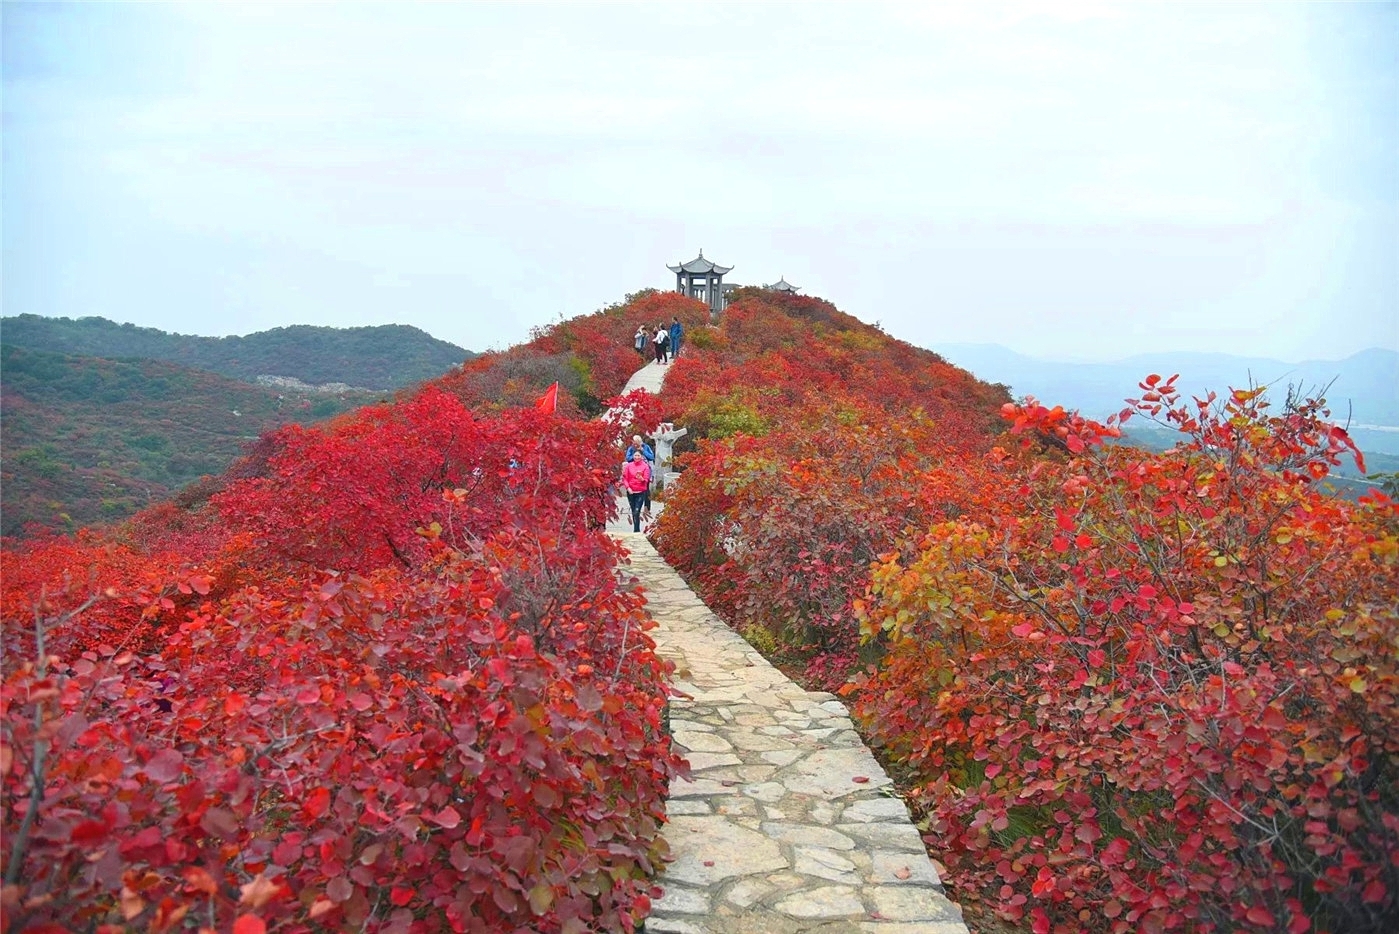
{"left": 534, "top": 381, "right": 559, "bottom": 415}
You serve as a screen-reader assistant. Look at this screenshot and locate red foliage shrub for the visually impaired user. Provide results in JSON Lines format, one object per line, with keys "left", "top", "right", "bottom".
{"left": 437, "top": 292, "right": 708, "bottom": 416}
{"left": 659, "top": 291, "right": 1007, "bottom": 445}
{"left": 0, "top": 532, "right": 199, "bottom": 661}
{"left": 3, "top": 538, "right": 675, "bottom": 932}
{"left": 850, "top": 382, "right": 1399, "bottom": 933}
{"left": 210, "top": 388, "right": 615, "bottom": 577}
{"left": 653, "top": 289, "right": 1397, "bottom": 930}
{"left": 2, "top": 388, "right": 679, "bottom": 932}
{"left": 653, "top": 292, "right": 1009, "bottom": 688}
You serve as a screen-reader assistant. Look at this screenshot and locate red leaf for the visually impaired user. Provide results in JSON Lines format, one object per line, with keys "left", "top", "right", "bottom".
{"left": 304, "top": 787, "right": 331, "bottom": 820}
{"left": 1245, "top": 905, "right": 1276, "bottom": 926}
{"left": 852, "top": 775, "right": 870, "bottom": 784}
{"left": 71, "top": 820, "right": 109, "bottom": 844}
{"left": 432, "top": 806, "right": 462, "bottom": 829}
{"left": 232, "top": 916, "right": 266, "bottom": 934}
{"left": 145, "top": 748, "right": 184, "bottom": 783}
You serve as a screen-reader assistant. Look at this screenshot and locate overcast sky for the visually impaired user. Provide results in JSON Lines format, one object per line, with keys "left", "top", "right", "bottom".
{"left": 3, "top": 2, "right": 1395, "bottom": 361}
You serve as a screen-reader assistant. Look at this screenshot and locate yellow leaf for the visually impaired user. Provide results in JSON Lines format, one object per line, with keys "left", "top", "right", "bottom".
{"left": 1214, "top": 556, "right": 1229, "bottom": 568}
{"left": 528, "top": 884, "right": 555, "bottom": 915}
{"left": 1349, "top": 678, "right": 1367, "bottom": 694}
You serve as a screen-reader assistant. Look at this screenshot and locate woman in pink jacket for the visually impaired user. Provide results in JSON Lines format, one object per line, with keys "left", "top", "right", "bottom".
{"left": 621, "top": 448, "right": 652, "bottom": 532}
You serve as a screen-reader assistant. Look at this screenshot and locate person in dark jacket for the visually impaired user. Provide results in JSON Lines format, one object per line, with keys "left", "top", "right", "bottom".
{"left": 669, "top": 317, "right": 684, "bottom": 359}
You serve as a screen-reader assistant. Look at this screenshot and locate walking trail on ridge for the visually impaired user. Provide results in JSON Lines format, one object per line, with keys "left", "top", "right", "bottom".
{"left": 605, "top": 355, "right": 969, "bottom": 933}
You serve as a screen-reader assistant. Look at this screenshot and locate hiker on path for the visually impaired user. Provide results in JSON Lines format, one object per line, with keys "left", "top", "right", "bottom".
{"left": 669, "top": 317, "right": 684, "bottom": 359}
{"left": 653, "top": 324, "right": 670, "bottom": 364}
{"left": 621, "top": 449, "right": 652, "bottom": 532}
{"left": 633, "top": 325, "right": 647, "bottom": 358}
{"left": 624, "top": 434, "right": 655, "bottom": 518}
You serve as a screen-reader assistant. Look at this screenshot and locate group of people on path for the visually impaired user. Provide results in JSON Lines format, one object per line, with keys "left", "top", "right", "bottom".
{"left": 621, "top": 319, "right": 683, "bottom": 531}
{"left": 634, "top": 317, "right": 684, "bottom": 365}
{"left": 620, "top": 433, "right": 655, "bottom": 533}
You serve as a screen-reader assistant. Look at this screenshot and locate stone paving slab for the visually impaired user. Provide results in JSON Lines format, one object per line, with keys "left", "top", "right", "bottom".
{"left": 615, "top": 537, "right": 969, "bottom": 934}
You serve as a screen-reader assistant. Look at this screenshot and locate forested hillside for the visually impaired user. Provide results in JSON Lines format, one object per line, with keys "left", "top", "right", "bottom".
{"left": 0, "top": 314, "right": 473, "bottom": 390}
{"left": 0, "top": 345, "right": 379, "bottom": 535}
{"left": 2, "top": 289, "right": 1394, "bottom": 934}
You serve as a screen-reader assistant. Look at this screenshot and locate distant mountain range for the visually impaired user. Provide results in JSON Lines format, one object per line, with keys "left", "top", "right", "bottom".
{"left": 932, "top": 344, "right": 1399, "bottom": 453}
{"left": 0, "top": 345, "right": 384, "bottom": 535}
{"left": 0, "top": 315, "right": 476, "bottom": 536}
{"left": 0, "top": 314, "right": 474, "bottom": 391}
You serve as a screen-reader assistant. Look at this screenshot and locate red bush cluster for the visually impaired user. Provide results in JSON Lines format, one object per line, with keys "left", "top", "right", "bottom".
{"left": 654, "top": 291, "right": 1010, "bottom": 689}
{"left": 439, "top": 291, "right": 707, "bottom": 416}
{"left": 2, "top": 389, "right": 681, "bottom": 932}
{"left": 653, "top": 294, "right": 1398, "bottom": 932}
{"left": 849, "top": 385, "right": 1399, "bottom": 932}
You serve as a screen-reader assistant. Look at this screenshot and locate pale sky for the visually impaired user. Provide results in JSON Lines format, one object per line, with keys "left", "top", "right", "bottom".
{"left": 3, "top": 2, "right": 1396, "bottom": 360}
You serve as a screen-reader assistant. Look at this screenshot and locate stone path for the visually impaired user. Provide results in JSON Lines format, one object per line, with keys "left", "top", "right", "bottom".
{"left": 614, "top": 537, "right": 969, "bottom": 934}
{"left": 621, "top": 358, "right": 671, "bottom": 395}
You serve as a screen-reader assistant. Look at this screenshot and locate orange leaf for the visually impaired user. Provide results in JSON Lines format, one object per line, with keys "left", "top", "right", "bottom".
{"left": 239, "top": 873, "right": 278, "bottom": 909}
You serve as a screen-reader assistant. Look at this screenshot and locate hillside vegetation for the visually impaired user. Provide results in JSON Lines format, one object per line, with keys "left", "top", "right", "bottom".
{"left": 2, "top": 340, "right": 678, "bottom": 931}
{"left": 653, "top": 294, "right": 1397, "bottom": 933}
{"left": 0, "top": 345, "right": 380, "bottom": 535}
{"left": 2, "top": 289, "right": 1394, "bottom": 934}
{"left": 1, "top": 314, "right": 473, "bottom": 391}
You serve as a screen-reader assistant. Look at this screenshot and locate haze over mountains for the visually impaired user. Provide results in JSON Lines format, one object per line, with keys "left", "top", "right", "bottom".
{"left": 934, "top": 343, "right": 1399, "bottom": 454}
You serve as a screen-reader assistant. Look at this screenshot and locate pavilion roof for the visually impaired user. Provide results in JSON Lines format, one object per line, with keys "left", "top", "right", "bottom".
{"left": 668, "top": 250, "right": 733, "bottom": 275}
{"left": 768, "top": 278, "right": 800, "bottom": 293}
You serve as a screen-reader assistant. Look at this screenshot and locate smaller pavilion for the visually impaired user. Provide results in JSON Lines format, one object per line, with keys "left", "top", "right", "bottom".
{"left": 766, "top": 278, "right": 800, "bottom": 294}
{"left": 668, "top": 250, "right": 733, "bottom": 318}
